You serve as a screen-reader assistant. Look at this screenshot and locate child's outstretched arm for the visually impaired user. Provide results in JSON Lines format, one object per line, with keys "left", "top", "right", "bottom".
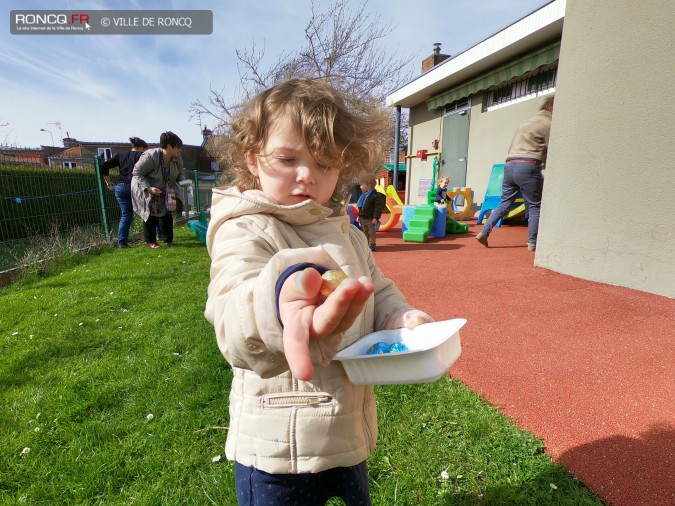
{"left": 278, "top": 268, "right": 374, "bottom": 381}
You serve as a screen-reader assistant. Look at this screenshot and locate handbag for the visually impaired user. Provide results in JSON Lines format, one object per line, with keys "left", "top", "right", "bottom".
{"left": 165, "top": 186, "right": 177, "bottom": 212}
{"left": 148, "top": 194, "right": 164, "bottom": 217}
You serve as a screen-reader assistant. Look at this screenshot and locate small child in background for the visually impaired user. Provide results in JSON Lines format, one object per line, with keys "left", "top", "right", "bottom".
{"left": 356, "top": 175, "right": 386, "bottom": 252}
{"left": 434, "top": 176, "right": 450, "bottom": 204}
{"left": 204, "top": 78, "right": 432, "bottom": 505}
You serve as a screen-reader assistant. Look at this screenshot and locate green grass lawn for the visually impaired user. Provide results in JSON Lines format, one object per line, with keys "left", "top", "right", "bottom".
{"left": 0, "top": 226, "right": 602, "bottom": 505}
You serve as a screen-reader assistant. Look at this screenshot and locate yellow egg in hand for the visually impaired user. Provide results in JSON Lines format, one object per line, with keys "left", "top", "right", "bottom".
{"left": 320, "top": 269, "right": 348, "bottom": 297}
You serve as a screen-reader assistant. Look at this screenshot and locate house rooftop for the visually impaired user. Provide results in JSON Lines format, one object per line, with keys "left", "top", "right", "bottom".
{"left": 386, "top": 0, "right": 565, "bottom": 108}
{"left": 49, "top": 146, "right": 81, "bottom": 159}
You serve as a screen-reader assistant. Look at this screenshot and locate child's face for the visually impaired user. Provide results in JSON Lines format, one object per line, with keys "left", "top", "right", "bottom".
{"left": 359, "top": 182, "right": 372, "bottom": 192}
{"left": 440, "top": 179, "right": 449, "bottom": 188}
{"left": 246, "top": 113, "right": 339, "bottom": 206}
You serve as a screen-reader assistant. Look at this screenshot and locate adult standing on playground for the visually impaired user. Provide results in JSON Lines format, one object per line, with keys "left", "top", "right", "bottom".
{"left": 131, "top": 131, "right": 185, "bottom": 249}
{"left": 476, "top": 96, "right": 554, "bottom": 252}
{"left": 100, "top": 136, "right": 148, "bottom": 248}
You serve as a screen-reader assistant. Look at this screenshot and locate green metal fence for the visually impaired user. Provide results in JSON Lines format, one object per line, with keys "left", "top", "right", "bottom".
{"left": 0, "top": 157, "right": 227, "bottom": 271}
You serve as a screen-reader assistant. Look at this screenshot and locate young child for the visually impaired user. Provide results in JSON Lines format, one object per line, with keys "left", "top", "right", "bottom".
{"left": 204, "top": 78, "right": 433, "bottom": 505}
{"left": 356, "top": 175, "right": 386, "bottom": 251}
{"left": 434, "top": 176, "right": 450, "bottom": 204}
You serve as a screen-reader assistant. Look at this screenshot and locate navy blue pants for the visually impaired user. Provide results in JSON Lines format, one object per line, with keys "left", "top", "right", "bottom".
{"left": 480, "top": 160, "right": 543, "bottom": 245}
{"left": 235, "top": 461, "right": 371, "bottom": 506}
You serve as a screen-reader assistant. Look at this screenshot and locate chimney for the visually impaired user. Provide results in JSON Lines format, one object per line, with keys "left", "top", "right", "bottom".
{"left": 421, "top": 43, "right": 450, "bottom": 73}
{"left": 202, "top": 125, "right": 213, "bottom": 142}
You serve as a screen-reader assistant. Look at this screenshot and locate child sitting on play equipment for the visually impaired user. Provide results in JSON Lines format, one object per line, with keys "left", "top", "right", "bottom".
{"left": 434, "top": 177, "right": 450, "bottom": 204}
{"left": 356, "top": 175, "right": 386, "bottom": 251}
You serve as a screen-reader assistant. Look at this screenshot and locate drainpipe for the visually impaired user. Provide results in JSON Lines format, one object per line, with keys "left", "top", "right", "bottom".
{"left": 392, "top": 105, "right": 401, "bottom": 192}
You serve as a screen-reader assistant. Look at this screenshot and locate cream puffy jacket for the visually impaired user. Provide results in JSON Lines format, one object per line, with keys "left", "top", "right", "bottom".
{"left": 204, "top": 187, "right": 421, "bottom": 474}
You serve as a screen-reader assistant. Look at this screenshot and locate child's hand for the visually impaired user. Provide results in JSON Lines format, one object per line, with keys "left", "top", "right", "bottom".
{"left": 278, "top": 268, "right": 375, "bottom": 381}
{"left": 382, "top": 308, "right": 434, "bottom": 331}
{"left": 401, "top": 309, "right": 434, "bottom": 329}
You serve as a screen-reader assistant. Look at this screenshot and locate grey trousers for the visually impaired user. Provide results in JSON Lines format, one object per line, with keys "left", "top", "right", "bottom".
{"left": 480, "top": 161, "right": 543, "bottom": 245}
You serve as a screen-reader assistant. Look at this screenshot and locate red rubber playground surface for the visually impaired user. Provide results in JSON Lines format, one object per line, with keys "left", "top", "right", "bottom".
{"left": 371, "top": 219, "right": 675, "bottom": 506}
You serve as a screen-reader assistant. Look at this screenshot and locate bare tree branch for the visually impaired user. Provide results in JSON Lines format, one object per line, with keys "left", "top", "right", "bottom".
{"left": 190, "top": 0, "right": 414, "bottom": 145}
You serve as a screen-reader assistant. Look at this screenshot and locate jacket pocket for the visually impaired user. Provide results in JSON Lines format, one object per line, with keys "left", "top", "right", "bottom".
{"left": 261, "top": 392, "right": 334, "bottom": 409}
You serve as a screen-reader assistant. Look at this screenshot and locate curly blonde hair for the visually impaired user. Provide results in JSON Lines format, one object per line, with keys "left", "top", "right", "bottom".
{"left": 221, "top": 78, "right": 390, "bottom": 197}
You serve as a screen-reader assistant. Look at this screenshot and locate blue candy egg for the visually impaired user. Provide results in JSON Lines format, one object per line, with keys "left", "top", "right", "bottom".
{"left": 366, "top": 342, "right": 390, "bottom": 355}
{"left": 387, "top": 342, "right": 409, "bottom": 353}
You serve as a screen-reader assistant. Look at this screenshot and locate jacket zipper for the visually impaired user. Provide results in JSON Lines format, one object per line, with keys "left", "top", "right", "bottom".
{"left": 261, "top": 392, "right": 334, "bottom": 409}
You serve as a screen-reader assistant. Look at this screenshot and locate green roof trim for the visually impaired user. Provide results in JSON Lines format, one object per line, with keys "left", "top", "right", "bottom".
{"left": 382, "top": 163, "right": 407, "bottom": 172}
{"left": 426, "top": 41, "right": 560, "bottom": 111}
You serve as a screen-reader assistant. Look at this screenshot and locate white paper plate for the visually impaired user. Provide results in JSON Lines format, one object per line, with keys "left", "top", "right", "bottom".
{"left": 334, "top": 318, "right": 465, "bottom": 385}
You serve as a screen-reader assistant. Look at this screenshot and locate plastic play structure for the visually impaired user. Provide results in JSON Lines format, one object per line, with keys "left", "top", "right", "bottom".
{"left": 417, "top": 154, "right": 476, "bottom": 222}
{"left": 401, "top": 204, "right": 469, "bottom": 243}
{"left": 187, "top": 211, "right": 209, "bottom": 245}
{"left": 446, "top": 187, "right": 475, "bottom": 221}
{"left": 476, "top": 163, "right": 526, "bottom": 227}
{"left": 426, "top": 156, "right": 441, "bottom": 204}
{"left": 376, "top": 184, "right": 404, "bottom": 231}
{"left": 365, "top": 151, "right": 470, "bottom": 243}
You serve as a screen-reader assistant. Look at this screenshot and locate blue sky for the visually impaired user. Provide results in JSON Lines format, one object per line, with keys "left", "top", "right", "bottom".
{"left": 0, "top": 0, "right": 547, "bottom": 148}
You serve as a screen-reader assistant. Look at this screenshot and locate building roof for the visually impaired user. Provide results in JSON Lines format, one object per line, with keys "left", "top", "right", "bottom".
{"left": 49, "top": 146, "right": 82, "bottom": 159}
{"left": 201, "top": 135, "right": 227, "bottom": 159}
{"left": 0, "top": 147, "right": 45, "bottom": 164}
{"left": 62, "top": 138, "right": 146, "bottom": 147}
{"left": 386, "top": 0, "right": 565, "bottom": 108}
{"left": 178, "top": 145, "right": 203, "bottom": 171}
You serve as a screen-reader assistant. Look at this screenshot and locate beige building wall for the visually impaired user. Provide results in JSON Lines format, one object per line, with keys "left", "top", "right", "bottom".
{"left": 406, "top": 103, "right": 443, "bottom": 206}
{"left": 536, "top": 0, "right": 675, "bottom": 298}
